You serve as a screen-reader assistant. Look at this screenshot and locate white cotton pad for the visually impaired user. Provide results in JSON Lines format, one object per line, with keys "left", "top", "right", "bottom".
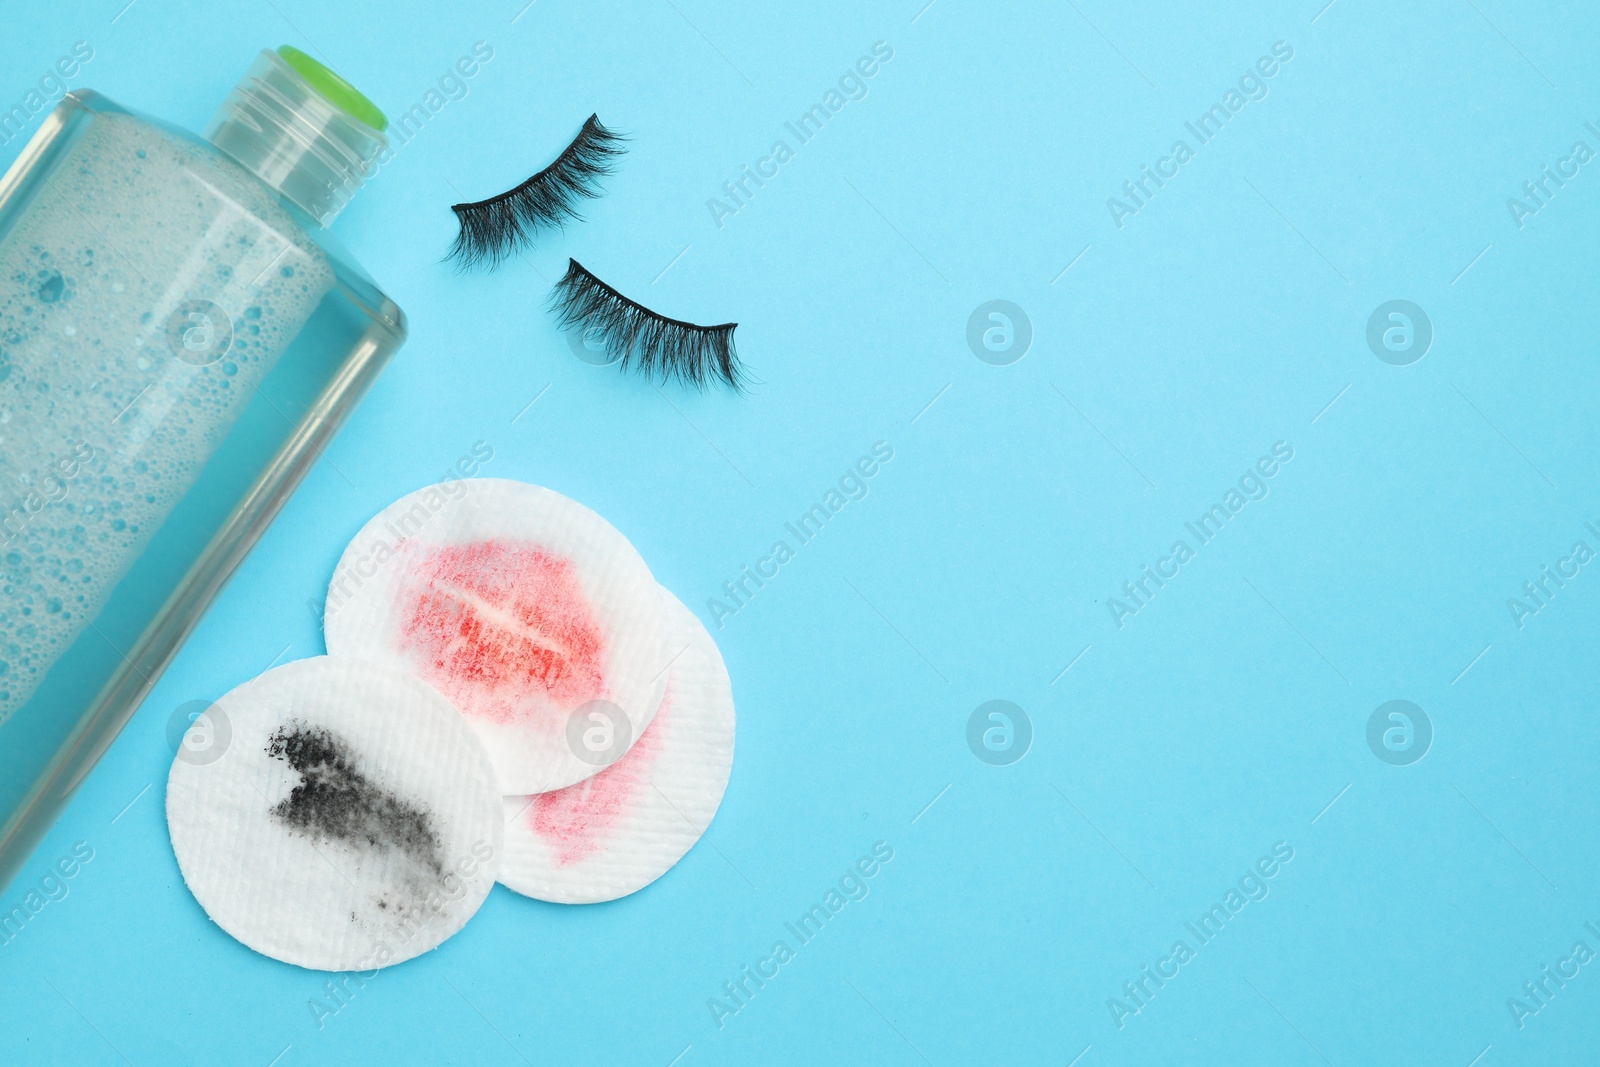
{"left": 165, "top": 657, "right": 504, "bottom": 972}
{"left": 323, "top": 478, "right": 671, "bottom": 795}
{"left": 499, "top": 589, "right": 735, "bottom": 904}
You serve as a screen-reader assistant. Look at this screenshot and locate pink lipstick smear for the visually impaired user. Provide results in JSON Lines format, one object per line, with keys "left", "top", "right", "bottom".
{"left": 529, "top": 693, "right": 671, "bottom": 866}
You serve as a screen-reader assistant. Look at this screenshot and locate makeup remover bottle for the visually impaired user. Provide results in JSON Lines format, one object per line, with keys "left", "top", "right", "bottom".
{"left": 0, "top": 48, "right": 405, "bottom": 892}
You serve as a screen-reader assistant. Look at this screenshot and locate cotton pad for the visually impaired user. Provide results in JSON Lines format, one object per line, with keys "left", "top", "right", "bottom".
{"left": 165, "top": 657, "right": 504, "bottom": 972}
{"left": 499, "top": 589, "right": 735, "bottom": 904}
{"left": 323, "top": 479, "right": 671, "bottom": 795}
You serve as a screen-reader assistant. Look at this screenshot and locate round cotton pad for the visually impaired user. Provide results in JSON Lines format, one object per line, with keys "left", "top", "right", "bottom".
{"left": 499, "top": 589, "right": 735, "bottom": 904}
{"left": 323, "top": 478, "right": 671, "bottom": 794}
{"left": 165, "top": 657, "right": 504, "bottom": 971}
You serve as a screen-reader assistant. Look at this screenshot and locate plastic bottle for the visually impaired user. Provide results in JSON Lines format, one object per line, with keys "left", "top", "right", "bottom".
{"left": 0, "top": 47, "right": 406, "bottom": 892}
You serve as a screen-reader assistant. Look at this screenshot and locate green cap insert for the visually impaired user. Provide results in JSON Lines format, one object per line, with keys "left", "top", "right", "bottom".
{"left": 276, "top": 45, "right": 387, "bottom": 132}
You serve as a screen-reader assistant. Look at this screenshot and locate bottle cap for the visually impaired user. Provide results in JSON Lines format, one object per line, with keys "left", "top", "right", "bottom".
{"left": 203, "top": 48, "right": 388, "bottom": 226}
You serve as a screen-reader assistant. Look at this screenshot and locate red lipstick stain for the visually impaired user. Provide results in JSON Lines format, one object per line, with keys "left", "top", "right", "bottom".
{"left": 528, "top": 693, "right": 670, "bottom": 866}
{"left": 397, "top": 539, "right": 606, "bottom": 724}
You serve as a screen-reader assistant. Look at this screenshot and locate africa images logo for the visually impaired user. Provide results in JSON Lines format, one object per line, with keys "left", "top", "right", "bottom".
{"left": 1105, "top": 41, "right": 1295, "bottom": 230}
{"left": 1106, "top": 841, "right": 1294, "bottom": 1029}
{"left": 707, "top": 841, "right": 895, "bottom": 1030}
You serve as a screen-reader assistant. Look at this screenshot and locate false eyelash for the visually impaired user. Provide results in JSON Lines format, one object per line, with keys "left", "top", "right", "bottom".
{"left": 447, "top": 114, "right": 626, "bottom": 268}
{"left": 549, "top": 259, "right": 744, "bottom": 390}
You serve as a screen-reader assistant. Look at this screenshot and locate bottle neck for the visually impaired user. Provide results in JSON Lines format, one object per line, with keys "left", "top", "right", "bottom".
{"left": 202, "top": 49, "right": 386, "bottom": 227}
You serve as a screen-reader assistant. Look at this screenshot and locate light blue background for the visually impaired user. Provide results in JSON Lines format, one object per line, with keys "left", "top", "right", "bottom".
{"left": 3, "top": 0, "right": 1599, "bottom": 1063}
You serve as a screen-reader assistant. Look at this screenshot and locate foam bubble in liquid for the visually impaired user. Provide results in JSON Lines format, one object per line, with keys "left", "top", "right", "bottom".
{"left": 0, "top": 112, "right": 333, "bottom": 722}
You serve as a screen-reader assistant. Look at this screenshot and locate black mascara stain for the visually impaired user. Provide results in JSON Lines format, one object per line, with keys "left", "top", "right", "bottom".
{"left": 265, "top": 722, "right": 444, "bottom": 877}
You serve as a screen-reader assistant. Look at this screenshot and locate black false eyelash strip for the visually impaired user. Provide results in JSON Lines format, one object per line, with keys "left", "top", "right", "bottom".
{"left": 447, "top": 114, "right": 626, "bottom": 268}
{"left": 549, "top": 259, "right": 744, "bottom": 390}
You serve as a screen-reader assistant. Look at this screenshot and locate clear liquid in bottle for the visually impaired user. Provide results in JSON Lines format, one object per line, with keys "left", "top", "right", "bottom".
{"left": 0, "top": 48, "right": 406, "bottom": 892}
